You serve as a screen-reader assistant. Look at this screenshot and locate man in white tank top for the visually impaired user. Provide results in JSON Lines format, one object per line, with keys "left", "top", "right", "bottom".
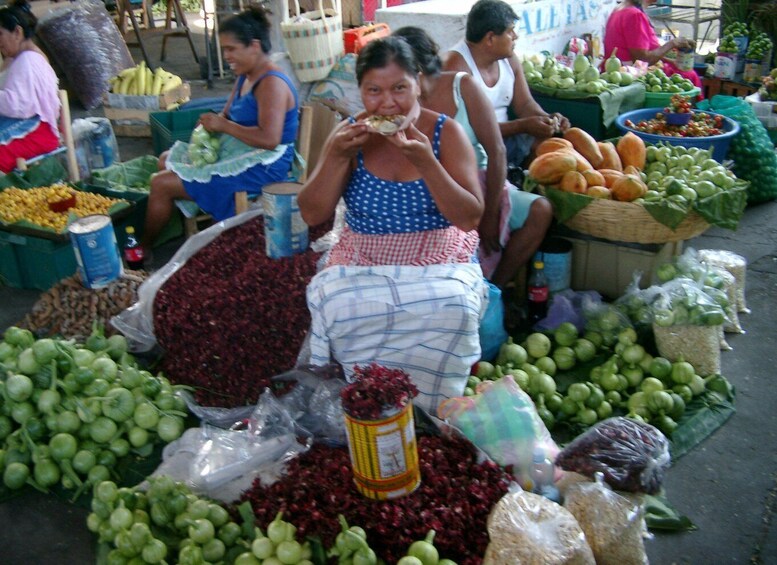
{"left": 443, "top": 0, "right": 570, "bottom": 170}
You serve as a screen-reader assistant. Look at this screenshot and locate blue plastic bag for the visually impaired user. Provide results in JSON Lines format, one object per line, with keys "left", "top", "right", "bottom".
{"left": 479, "top": 280, "right": 508, "bottom": 361}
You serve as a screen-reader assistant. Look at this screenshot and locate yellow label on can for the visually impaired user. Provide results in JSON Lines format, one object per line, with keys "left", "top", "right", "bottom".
{"left": 344, "top": 402, "right": 421, "bottom": 500}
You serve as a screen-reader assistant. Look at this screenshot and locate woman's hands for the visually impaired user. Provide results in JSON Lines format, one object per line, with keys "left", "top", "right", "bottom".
{"left": 199, "top": 112, "right": 230, "bottom": 134}
{"left": 672, "top": 37, "right": 696, "bottom": 51}
{"left": 384, "top": 123, "right": 436, "bottom": 168}
{"left": 330, "top": 121, "right": 371, "bottom": 160}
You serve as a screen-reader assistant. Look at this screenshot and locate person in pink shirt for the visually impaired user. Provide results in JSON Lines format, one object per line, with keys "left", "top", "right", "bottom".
{"left": 604, "top": 0, "right": 702, "bottom": 88}
{"left": 0, "top": 0, "right": 60, "bottom": 173}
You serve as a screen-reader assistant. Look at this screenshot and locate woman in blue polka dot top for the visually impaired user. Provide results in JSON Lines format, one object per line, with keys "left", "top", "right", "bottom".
{"left": 298, "top": 37, "right": 484, "bottom": 267}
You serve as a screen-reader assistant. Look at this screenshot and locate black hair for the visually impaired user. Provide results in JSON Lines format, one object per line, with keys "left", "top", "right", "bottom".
{"left": 355, "top": 36, "right": 419, "bottom": 85}
{"left": 219, "top": 5, "right": 272, "bottom": 53}
{"left": 0, "top": 0, "right": 37, "bottom": 39}
{"left": 393, "top": 26, "right": 442, "bottom": 76}
{"left": 466, "top": 0, "right": 518, "bottom": 43}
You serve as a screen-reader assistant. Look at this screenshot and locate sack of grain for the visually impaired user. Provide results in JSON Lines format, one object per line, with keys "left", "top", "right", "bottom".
{"left": 653, "top": 323, "right": 721, "bottom": 376}
{"left": 483, "top": 490, "right": 595, "bottom": 565}
{"left": 564, "top": 473, "right": 648, "bottom": 565}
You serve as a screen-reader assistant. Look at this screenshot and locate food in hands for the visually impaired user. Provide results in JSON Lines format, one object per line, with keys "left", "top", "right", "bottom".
{"left": 364, "top": 114, "right": 406, "bottom": 135}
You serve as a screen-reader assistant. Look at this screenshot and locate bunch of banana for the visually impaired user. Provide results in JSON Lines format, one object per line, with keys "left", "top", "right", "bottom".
{"left": 109, "top": 62, "right": 184, "bottom": 96}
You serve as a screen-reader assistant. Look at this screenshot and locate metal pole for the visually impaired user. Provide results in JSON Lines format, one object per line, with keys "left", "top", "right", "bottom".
{"left": 203, "top": 1, "right": 214, "bottom": 88}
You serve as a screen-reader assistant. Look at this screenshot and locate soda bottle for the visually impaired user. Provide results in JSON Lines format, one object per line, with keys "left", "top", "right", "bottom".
{"left": 123, "top": 226, "right": 145, "bottom": 270}
{"left": 527, "top": 260, "right": 549, "bottom": 326}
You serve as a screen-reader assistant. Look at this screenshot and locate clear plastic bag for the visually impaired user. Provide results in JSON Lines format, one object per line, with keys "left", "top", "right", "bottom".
{"left": 650, "top": 280, "right": 725, "bottom": 374}
{"left": 651, "top": 277, "right": 730, "bottom": 328}
{"left": 555, "top": 417, "right": 671, "bottom": 494}
{"left": 270, "top": 363, "right": 348, "bottom": 446}
{"left": 614, "top": 273, "right": 663, "bottom": 329}
{"left": 581, "top": 294, "right": 633, "bottom": 348}
{"left": 563, "top": 473, "right": 649, "bottom": 565}
{"left": 150, "top": 388, "right": 310, "bottom": 500}
{"left": 697, "top": 248, "right": 750, "bottom": 314}
{"left": 72, "top": 118, "right": 120, "bottom": 179}
{"left": 483, "top": 489, "right": 595, "bottom": 565}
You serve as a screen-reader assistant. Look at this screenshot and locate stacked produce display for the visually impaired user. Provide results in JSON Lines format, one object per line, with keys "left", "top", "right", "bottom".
{"left": 0, "top": 184, "right": 128, "bottom": 234}
{"left": 0, "top": 327, "right": 186, "bottom": 500}
{"left": 109, "top": 63, "right": 184, "bottom": 97}
{"left": 524, "top": 50, "right": 635, "bottom": 93}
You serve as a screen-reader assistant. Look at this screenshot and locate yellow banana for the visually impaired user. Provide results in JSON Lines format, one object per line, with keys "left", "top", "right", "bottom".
{"left": 135, "top": 62, "right": 146, "bottom": 97}
{"left": 118, "top": 66, "right": 137, "bottom": 79}
{"left": 162, "top": 75, "right": 183, "bottom": 93}
{"left": 118, "top": 75, "right": 133, "bottom": 95}
{"left": 145, "top": 68, "right": 154, "bottom": 95}
{"left": 151, "top": 69, "right": 164, "bottom": 96}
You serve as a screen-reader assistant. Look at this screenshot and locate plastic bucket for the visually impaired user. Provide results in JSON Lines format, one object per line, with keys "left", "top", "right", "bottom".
{"left": 537, "top": 237, "right": 572, "bottom": 293}
{"left": 68, "top": 214, "right": 123, "bottom": 289}
{"left": 261, "top": 182, "right": 309, "bottom": 259}
{"left": 343, "top": 401, "right": 421, "bottom": 500}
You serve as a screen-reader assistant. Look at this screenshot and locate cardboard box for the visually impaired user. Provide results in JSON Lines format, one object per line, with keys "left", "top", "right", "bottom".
{"left": 560, "top": 231, "right": 682, "bottom": 299}
{"left": 103, "top": 83, "right": 191, "bottom": 137}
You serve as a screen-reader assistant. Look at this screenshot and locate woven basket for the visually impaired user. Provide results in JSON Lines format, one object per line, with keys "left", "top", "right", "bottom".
{"left": 281, "top": 0, "right": 344, "bottom": 83}
{"left": 561, "top": 198, "right": 710, "bottom": 244}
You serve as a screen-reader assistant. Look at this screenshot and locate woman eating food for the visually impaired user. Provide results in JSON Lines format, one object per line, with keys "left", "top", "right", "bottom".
{"left": 298, "top": 37, "right": 486, "bottom": 412}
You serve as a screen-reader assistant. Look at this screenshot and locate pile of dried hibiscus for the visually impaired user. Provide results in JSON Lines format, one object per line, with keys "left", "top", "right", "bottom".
{"left": 239, "top": 434, "right": 513, "bottom": 564}
{"left": 153, "top": 216, "right": 331, "bottom": 407}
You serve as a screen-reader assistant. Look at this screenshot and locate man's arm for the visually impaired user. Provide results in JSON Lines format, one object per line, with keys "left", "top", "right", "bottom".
{"left": 503, "top": 53, "right": 569, "bottom": 138}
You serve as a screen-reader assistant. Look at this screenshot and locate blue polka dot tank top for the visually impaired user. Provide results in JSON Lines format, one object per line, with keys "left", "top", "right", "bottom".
{"left": 344, "top": 114, "right": 451, "bottom": 235}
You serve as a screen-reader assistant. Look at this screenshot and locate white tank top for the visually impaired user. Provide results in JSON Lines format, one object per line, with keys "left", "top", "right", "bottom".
{"left": 449, "top": 39, "right": 514, "bottom": 123}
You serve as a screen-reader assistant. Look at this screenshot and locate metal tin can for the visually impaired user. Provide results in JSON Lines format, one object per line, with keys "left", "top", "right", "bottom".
{"left": 344, "top": 401, "right": 421, "bottom": 500}
{"left": 68, "top": 214, "right": 123, "bottom": 289}
{"left": 262, "top": 182, "right": 309, "bottom": 259}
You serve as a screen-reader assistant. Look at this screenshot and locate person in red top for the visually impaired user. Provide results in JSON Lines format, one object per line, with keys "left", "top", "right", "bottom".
{"left": 604, "top": 0, "right": 702, "bottom": 88}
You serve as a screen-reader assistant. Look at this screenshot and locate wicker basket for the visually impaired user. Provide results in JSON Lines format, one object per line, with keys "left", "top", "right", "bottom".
{"left": 561, "top": 198, "right": 710, "bottom": 244}
{"left": 281, "top": 0, "right": 344, "bottom": 83}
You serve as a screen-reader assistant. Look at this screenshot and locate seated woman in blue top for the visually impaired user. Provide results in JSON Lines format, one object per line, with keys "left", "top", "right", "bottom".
{"left": 298, "top": 37, "right": 485, "bottom": 413}
{"left": 142, "top": 6, "right": 298, "bottom": 250}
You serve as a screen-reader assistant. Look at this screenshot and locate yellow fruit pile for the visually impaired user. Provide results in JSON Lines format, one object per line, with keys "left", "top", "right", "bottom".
{"left": 0, "top": 184, "right": 123, "bottom": 232}
{"left": 110, "top": 62, "right": 183, "bottom": 96}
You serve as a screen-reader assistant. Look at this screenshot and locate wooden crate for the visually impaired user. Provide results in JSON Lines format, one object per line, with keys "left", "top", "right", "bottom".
{"left": 103, "top": 83, "right": 191, "bottom": 137}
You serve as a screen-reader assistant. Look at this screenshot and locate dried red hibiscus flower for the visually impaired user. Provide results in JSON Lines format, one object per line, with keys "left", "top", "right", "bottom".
{"left": 341, "top": 363, "right": 420, "bottom": 420}
{"left": 239, "top": 434, "right": 512, "bottom": 564}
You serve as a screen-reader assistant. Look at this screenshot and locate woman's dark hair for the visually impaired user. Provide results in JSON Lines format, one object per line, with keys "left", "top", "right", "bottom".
{"left": 393, "top": 26, "right": 442, "bottom": 76}
{"left": 0, "top": 0, "right": 37, "bottom": 39}
{"left": 219, "top": 5, "right": 273, "bottom": 53}
{"left": 355, "top": 36, "right": 419, "bottom": 85}
{"left": 466, "top": 0, "right": 518, "bottom": 43}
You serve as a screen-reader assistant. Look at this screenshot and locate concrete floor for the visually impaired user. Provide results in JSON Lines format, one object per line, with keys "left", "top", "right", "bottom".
{"left": 1, "top": 3, "right": 777, "bottom": 564}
